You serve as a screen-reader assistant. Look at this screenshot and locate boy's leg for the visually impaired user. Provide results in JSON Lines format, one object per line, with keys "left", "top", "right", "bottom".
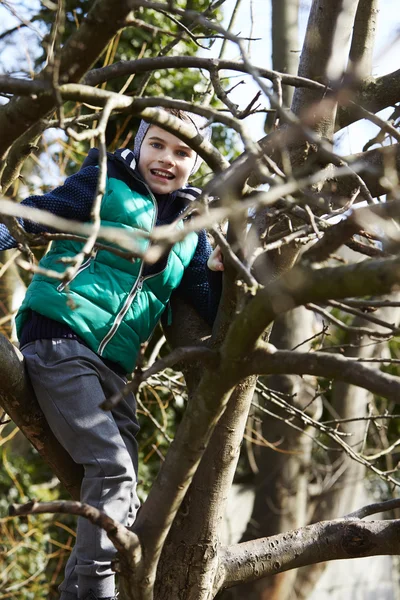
{"left": 22, "top": 339, "right": 140, "bottom": 600}
{"left": 100, "top": 366, "right": 141, "bottom": 527}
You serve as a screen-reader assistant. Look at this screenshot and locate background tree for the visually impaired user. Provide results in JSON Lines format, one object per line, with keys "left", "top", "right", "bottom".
{"left": 1, "top": 1, "right": 400, "bottom": 599}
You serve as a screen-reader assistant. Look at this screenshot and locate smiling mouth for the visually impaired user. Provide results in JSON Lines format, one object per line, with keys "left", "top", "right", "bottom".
{"left": 151, "top": 169, "right": 175, "bottom": 180}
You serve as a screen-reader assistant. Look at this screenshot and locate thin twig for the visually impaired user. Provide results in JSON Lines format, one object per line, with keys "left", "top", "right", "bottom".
{"left": 345, "top": 498, "right": 400, "bottom": 519}
{"left": 306, "top": 303, "right": 394, "bottom": 339}
{"left": 326, "top": 299, "right": 399, "bottom": 333}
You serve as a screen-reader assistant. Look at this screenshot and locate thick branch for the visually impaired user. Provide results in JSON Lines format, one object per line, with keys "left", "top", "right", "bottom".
{"left": 215, "top": 519, "right": 400, "bottom": 592}
{"left": 0, "top": 334, "right": 82, "bottom": 498}
{"left": 129, "top": 257, "right": 400, "bottom": 589}
{"left": 291, "top": 0, "right": 359, "bottom": 138}
{"left": 346, "top": 498, "right": 400, "bottom": 519}
{"left": 247, "top": 347, "right": 400, "bottom": 402}
{"left": 349, "top": 0, "right": 379, "bottom": 77}
{"left": 221, "top": 255, "right": 400, "bottom": 363}
{"left": 83, "top": 56, "right": 322, "bottom": 92}
{"left": 337, "top": 69, "right": 400, "bottom": 131}
{"left": 156, "top": 377, "right": 257, "bottom": 600}
{"left": 131, "top": 367, "right": 237, "bottom": 591}
{"left": 271, "top": 0, "right": 299, "bottom": 108}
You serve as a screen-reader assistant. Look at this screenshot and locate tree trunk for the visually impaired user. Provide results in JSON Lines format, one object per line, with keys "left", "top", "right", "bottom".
{"left": 156, "top": 377, "right": 257, "bottom": 600}
{"left": 270, "top": 0, "right": 299, "bottom": 110}
{"left": 221, "top": 307, "right": 318, "bottom": 600}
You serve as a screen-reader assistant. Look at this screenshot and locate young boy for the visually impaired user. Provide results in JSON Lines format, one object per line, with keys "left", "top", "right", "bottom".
{"left": 0, "top": 109, "right": 223, "bottom": 600}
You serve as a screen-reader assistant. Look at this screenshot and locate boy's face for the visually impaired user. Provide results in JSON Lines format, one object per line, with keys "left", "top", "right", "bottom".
{"left": 138, "top": 125, "right": 197, "bottom": 194}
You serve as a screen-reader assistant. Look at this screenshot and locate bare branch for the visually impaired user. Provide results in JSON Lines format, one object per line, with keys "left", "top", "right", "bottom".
{"left": 343, "top": 299, "right": 400, "bottom": 309}
{"left": 345, "top": 499, "right": 400, "bottom": 519}
{"left": 215, "top": 519, "right": 400, "bottom": 593}
{"left": 9, "top": 500, "right": 138, "bottom": 554}
{"left": 83, "top": 55, "right": 327, "bottom": 92}
{"left": 248, "top": 346, "right": 400, "bottom": 403}
{"left": 349, "top": 0, "right": 379, "bottom": 77}
{"left": 306, "top": 303, "right": 394, "bottom": 339}
{"left": 221, "top": 255, "right": 400, "bottom": 363}
{"left": 326, "top": 299, "right": 400, "bottom": 333}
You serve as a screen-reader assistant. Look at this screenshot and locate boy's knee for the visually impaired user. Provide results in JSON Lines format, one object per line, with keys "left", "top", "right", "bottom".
{"left": 100, "top": 447, "right": 137, "bottom": 487}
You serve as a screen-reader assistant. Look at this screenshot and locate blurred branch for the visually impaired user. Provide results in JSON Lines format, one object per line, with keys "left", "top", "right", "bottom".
{"left": 346, "top": 499, "right": 400, "bottom": 519}
{"left": 337, "top": 69, "right": 400, "bottom": 131}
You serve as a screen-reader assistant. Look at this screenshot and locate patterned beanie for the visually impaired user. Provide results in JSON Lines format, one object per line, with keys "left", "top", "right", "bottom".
{"left": 133, "top": 109, "right": 212, "bottom": 176}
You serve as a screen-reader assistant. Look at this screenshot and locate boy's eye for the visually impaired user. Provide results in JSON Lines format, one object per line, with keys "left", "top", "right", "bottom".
{"left": 177, "top": 150, "right": 189, "bottom": 157}
{"left": 150, "top": 142, "right": 163, "bottom": 149}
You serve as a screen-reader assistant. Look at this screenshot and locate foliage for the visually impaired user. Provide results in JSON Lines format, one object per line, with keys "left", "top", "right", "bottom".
{"left": 0, "top": 428, "right": 73, "bottom": 598}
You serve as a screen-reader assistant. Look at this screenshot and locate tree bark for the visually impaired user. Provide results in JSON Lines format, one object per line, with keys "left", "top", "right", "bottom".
{"left": 336, "top": 69, "right": 400, "bottom": 130}
{"left": 214, "top": 518, "right": 400, "bottom": 593}
{"left": 349, "top": 0, "right": 379, "bottom": 77}
{"left": 0, "top": 333, "right": 82, "bottom": 498}
{"left": 0, "top": 251, "right": 25, "bottom": 340}
{"left": 291, "top": 0, "right": 359, "bottom": 138}
{"left": 156, "top": 377, "right": 257, "bottom": 600}
{"left": 221, "top": 307, "right": 318, "bottom": 600}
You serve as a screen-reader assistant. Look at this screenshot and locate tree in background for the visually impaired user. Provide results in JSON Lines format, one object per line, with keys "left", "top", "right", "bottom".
{"left": 1, "top": 1, "right": 400, "bottom": 599}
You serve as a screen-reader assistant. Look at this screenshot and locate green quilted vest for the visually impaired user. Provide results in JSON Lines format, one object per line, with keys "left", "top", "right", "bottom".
{"left": 16, "top": 174, "right": 198, "bottom": 372}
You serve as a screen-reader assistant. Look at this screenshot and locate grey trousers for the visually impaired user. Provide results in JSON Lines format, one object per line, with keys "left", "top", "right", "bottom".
{"left": 22, "top": 339, "right": 140, "bottom": 600}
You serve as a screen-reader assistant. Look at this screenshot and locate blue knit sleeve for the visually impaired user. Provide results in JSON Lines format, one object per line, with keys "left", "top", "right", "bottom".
{"left": 177, "top": 229, "right": 222, "bottom": 326}
{"left": 0, "top": 166, "right": 99, "bottom": 251}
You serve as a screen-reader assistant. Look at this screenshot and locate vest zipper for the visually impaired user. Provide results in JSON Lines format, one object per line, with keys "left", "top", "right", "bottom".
{"left": 98, "top": 273, "right": 144, "bottom": 356}
{"left": 57, "top": 250, "right": 98, "bottom": 292}
{"left": 97, "top": 182, "right": 158, "bottom": 358}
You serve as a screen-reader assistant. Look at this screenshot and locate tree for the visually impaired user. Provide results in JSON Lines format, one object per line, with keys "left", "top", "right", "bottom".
{"left": 1, "top": 0, "right": 400, "bottom": 599}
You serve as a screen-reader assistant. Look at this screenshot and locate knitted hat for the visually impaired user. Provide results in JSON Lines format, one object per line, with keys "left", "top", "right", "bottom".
{"left": 133, "top": 109, "right": 212, "bottom": 176}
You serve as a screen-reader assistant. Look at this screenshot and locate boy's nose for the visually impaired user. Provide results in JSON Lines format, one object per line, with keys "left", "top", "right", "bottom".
{"left": 159, "top": 151, "right": 174, "bottom": 166}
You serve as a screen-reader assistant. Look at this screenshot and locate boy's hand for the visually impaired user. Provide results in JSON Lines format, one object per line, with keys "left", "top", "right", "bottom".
{"left": 207, "top": 245, "right": 224, "bottom": 272}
